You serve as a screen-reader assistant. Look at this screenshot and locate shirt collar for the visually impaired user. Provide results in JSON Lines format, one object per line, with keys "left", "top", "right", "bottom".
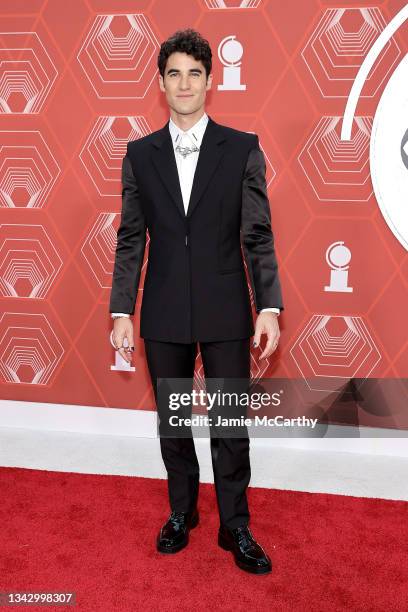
{"left": 168, "top": 112, "right": 209, "bottom": 149}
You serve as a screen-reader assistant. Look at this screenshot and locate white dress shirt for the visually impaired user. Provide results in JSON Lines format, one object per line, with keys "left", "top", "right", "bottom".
{"left": 112, "top": 112, "right": 280, "bottom": 318}
{"left": 169, "top": 111, "right": 208, "bottom": 214}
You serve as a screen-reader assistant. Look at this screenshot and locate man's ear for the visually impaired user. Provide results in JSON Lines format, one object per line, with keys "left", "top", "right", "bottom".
{"left": 158, "top": 74, "right": 165, "bottom": 92}
{"left": 206, "top": 73, "right": 213, "bottom": 90}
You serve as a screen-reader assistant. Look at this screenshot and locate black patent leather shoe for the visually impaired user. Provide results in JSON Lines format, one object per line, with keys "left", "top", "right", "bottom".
{"left": 157, "top": 508, "right": 199, "bottom": 554}
{"left": 218, "top": 524, "right": 272, "bottom": 574}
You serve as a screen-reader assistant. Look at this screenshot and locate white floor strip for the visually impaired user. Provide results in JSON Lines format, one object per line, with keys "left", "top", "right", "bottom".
{"left": 1, "top": 427, "right": 407, "bottom": 502}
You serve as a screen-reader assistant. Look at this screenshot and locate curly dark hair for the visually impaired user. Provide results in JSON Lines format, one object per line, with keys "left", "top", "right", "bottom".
{"left": 157, "top": 28, "right": 212, "bottom": 79}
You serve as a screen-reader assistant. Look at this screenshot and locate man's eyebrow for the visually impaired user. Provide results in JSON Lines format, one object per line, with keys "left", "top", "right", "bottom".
{"left": 166, "top": 68, "right": 203, "bottom": 74}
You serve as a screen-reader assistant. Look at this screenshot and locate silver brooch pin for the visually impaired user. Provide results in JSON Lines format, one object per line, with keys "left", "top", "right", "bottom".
{"left": 175, "top": 143, "right": 200, "bottom": 158}
{"left": 175, "top": 132, "right": 200, "bottom": 158}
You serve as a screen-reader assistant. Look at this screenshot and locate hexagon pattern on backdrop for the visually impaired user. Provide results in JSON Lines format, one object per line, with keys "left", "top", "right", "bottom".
{"left": 0, "top": 0, "right": 407, "bottom": 426}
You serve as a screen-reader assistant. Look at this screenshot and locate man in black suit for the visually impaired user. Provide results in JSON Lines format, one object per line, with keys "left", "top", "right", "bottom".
{"left": 109, "top": 29, "right": 283, "bottom": 575}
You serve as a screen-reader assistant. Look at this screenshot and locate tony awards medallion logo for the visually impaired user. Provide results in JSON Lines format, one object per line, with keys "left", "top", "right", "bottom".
{"left": 324, "top": 241, "right": 353, "bottom": 293}
{"left": 217, "top": 35, "right": 246, "bottom": 91}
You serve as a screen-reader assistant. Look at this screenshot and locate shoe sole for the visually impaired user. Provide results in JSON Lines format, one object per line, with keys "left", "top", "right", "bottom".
{"left": 156, "top": 513, "right": 199, "bottom": 554}
{"left": 218, "top": 533, "right": 272, "bottom": 575}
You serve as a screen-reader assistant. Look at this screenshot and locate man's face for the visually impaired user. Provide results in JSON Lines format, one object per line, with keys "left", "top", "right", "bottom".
{"left": 159, "top": 51, "right": 212, "bottom": 116}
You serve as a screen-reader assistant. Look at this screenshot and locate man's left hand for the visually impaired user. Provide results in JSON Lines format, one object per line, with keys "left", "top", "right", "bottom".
{"left": 253, "top": 312, "right": 280, "bottom": 360}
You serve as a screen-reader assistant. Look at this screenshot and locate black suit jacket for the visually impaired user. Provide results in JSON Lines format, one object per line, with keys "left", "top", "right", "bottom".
{"left": 109, "top": 115, "right": 283, "bottom": 343}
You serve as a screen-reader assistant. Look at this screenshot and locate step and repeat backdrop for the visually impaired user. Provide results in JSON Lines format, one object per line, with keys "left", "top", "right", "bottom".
{"left": 1, "top": 0, "right": 407, "bottom": 429}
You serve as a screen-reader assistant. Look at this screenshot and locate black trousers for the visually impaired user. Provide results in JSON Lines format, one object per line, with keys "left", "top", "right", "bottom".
{"left": 144, "top": 337, "right": 251, "bottom": 530}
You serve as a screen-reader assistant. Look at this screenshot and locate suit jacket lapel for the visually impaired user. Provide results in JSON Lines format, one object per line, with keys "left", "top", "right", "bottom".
{"left": 151, "top": 123, "right": 185, "bottom": 219}
{"left": 186, "top": 117, "right": 226, "bottom": 218}
{"left": 150, "top": 116, "right": 227, "bottom": 220}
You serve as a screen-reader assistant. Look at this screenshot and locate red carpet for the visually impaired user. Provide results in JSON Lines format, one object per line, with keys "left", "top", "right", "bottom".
{"left": 0, "top": 467, "right": 407, "bottom": 611}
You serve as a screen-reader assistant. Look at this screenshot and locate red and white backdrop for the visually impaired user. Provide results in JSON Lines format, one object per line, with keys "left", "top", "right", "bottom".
{"left": 1, "top": 0, "right": 408, "bottom": 428}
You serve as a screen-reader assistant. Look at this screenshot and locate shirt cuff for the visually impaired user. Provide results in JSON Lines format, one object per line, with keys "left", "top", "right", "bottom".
{"left": 260, "top": 308, "right": 280, "bottom": 315}
{"left": 111, "top": 313, "right": 131, "bottom": 318}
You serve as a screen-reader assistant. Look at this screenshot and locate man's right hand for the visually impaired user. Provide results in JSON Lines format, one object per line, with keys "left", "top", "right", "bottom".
{"left": 112, "top": 318, "right": 134, "bottom": 363}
